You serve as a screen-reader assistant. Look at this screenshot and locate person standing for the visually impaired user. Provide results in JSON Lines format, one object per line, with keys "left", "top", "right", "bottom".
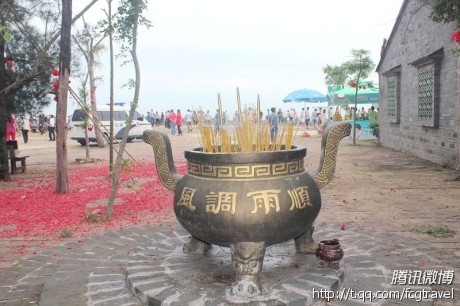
{"left": 277, "top": 108, "right": 283, "bottom": 123}
{"left": 6, "top": 114, "right": 17, "bottom": 141}
{"left": 185, "top": 109, "right": 193, "bottom": 132}
{"left": 214, "top": 109, "right": 221, "bottom": 133}
{"left": 192, "top": 111, "right": 198, "bottom": 125}
{"left": 48, "top": 114, "right": 56, "bottom": 141}
{"left": 269, "top": 107, "right": 279, "bottom": 142}
{"left": 176, "top": 109, "right": 183, "bottom": 136}
{"left": 312, "top": 109, "right": 318, "bottom": 128}
{"left": 316, "top": 109, "right": 328, "bottom": 135}
{"left": 305, "top": 107, "right": 311, "bottom": 128}
{"left": 154, "top": 111, "right": 160, "bottom": 127}
{"left": 146, "top": 112, "right": 153, "bottom": 127}
{"left": 300, "top": 108, "right": 306, "bottom": 126}
{"left": 368, "top": 106, "right": 377, "bottom": 124}
{"left": 38, "top": 114, "right": 46, "bottom": 134}
{"left": 164, "top": 110, "right": 170, "bottom": 128}
{"left": 20, "top": 116, "right": 31, "bottom": 143}
{"left": 168, "top": 109, "right": 176, "bottom": 135}
{"left": 205, "top": 110, "right": 211, "bottom": 125}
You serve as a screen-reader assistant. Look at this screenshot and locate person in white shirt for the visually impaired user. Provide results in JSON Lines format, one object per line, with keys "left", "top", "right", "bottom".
{"left": 20, "top": 115, "right": 31, "bottom": 143}
{"left": 48, "top": 114, "right": 56, "bottom": 141}
{"left": 185, "top": 109, "right": 193, "bottom": 132}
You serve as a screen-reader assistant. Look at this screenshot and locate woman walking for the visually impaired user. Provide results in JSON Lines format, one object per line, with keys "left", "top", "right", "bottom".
{"left": 176, "top": 109, "right": 183, "bottom": 136}
{"left": 20, "top": 116, "right": 31, "bottom": 143}
{"left": 168, "top": 110, "right": 176, "bottom": 135}
{"left": 6, "top": 114, "right": 17, "bottom": 141}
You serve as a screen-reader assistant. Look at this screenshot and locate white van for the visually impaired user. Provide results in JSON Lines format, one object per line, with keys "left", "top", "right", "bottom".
{"left": 69, "top": 105, "right": 151, "bottom": 146}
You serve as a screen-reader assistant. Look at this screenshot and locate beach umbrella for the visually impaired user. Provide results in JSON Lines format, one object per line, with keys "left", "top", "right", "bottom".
{"left": 282, "top": 88, "right": 327, "bottom": 103}
{"left": 331, "top": 85, "right": 379, "bottom": 106}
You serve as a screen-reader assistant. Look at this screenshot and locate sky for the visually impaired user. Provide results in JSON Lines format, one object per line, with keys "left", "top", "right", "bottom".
{"left": 52, "top": 0, "right": 404, "bottom": 117}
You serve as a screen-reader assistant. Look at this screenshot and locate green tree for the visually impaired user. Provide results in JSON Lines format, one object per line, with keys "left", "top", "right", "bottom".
{"left": 343, "top": 49, "right": 375, "bottom": 145}
{"left": 0, "top": 0, "right": 59, "bottom": 180}
{"left": 322, "top": 64, "right": 348, "bottom": 87}
{"left": 423, "top": 0, "right": 460, "bottom": 25}
{"left": 0, "top": 0, "right": 99, "bottom": 181}
{"left": 106, "top": 0, "right": 151, "bottom": 217}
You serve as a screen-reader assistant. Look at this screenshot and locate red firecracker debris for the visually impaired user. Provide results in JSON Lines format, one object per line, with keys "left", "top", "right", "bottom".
{"left": 0, "top": 161, "right": 187, "bottom": 258}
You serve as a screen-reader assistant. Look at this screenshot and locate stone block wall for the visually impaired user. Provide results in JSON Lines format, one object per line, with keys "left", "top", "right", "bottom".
{"left": 377, "top": 0, "right": 459, "bottom": 165}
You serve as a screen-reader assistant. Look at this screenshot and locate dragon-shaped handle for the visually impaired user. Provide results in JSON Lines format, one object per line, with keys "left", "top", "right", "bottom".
{"left": 143, "top": 130, "right": 183, "bottom": 191}
{"left": 309, "top": 122, "right": 351, "bottom": 189}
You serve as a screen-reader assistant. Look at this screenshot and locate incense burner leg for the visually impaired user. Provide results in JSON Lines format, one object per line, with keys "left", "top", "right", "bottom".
{"left": 183, "top": 236, "right": 211, "bottom": 255}
{"left": 294, "top": 225, "right": 315, "bottom": 254}
{"left": 230, "top": 241, "right": 266, "bottom": 297}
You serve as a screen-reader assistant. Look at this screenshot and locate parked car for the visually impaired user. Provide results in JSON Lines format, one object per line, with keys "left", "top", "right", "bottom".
{"left": 30, "top": 120, "right": 40, "bottom": 133}
{"left": 69, "top": 105, "right": 151, "bottom": 146}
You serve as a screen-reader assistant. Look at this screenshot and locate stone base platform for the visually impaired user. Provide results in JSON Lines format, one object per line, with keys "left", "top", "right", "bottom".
{"left": 126, "top": 227, "right": 344, "bottom": 305}
{"left": 1, "top": 223, "right": 457, "bottom": 306}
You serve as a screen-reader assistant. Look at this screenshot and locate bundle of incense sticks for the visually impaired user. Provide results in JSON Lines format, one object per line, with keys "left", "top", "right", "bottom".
{"left": 197, "top": 89, "right": 296, "bottom": 153}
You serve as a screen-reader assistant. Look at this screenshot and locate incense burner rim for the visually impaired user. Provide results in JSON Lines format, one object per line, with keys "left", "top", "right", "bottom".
{"left": 184, "top": 145, "right": 307, "bottom": 164}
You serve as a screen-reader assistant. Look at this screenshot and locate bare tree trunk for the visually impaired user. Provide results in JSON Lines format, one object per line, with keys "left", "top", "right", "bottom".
{"left": 107, "top": 4, "right": 141, "bottom": 218}
{"left": 352, "top": 72, "right": 362, "bottom": 146}
{"left": 85, "top": 123, "right": 90, "bottom": 158}
{"left": 56, "top": 0, "right": 72, "bottom": 193}
{"left": 108, "top": 0, "right": 115, "bottom": 172}
{"left": 0, "top": 35, "right": 10, "bottom": 181}
{"left": 88, "top": 52, "right": 106, "bottom": 147}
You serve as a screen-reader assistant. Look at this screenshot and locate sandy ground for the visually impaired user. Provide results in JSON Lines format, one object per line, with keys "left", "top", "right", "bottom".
{"left": 1, "top": 125, "right": 459, "bottom": 268}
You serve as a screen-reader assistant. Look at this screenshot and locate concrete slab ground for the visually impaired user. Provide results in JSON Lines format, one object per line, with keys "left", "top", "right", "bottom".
{"left": 0, "top": 125, "right": 459, "bottom": 305}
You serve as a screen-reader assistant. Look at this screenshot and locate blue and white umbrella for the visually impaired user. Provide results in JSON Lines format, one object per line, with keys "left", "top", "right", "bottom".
{"left": 282, "top": 88, "right": 327, "bottom": 103}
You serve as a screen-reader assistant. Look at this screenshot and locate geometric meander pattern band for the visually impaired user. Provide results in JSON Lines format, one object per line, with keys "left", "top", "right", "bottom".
{"left": 187, "top": 159, "right": 304, "bottom": 178}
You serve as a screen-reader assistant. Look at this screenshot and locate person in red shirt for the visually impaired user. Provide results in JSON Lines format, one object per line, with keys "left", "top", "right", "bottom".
{"left": 176, "top": 109, "right": 183, "bottom": 136}
{"left": 168, "top": 109, "right": 177, "bottom": 135}
{"left": 6, "top": 114, "right": 17, "bottom": 141}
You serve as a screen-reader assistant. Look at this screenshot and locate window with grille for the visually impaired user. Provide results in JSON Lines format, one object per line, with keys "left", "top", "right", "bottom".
{"left": 383, "top": 65, "right": 401, "bottom": 124}
{"left": 387, "top": 79, "right": 397, "bottom": 117}
{"left": 417, "top": 66, "right": 434, "bottom": 120}
{"left": 409, "top": 49, "right": 443, "bottom": 128}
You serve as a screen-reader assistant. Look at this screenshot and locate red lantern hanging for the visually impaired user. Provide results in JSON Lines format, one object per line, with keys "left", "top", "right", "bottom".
{"left": 52, "top": 69, "right": 59, "bottom": 76}
{"left": 350, "top": 81, "right": 356, "bottom": 88}
{"left": 452, "top": 30, "right": 460, "bottom": 43}
{"left": 6, "top": 59, "right": 13, "bottom": 72}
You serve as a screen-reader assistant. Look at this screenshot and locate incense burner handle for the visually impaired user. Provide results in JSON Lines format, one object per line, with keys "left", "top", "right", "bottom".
{"left": 309, "top": 122, "right": 351, "bottom": 189}
{"left": 143, "top": 130, "right": 183, "bottom": 191}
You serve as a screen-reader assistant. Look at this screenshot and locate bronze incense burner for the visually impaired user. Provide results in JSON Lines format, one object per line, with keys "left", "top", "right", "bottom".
{"left": 144, "top": 122, "right": 350, "bottom": 297}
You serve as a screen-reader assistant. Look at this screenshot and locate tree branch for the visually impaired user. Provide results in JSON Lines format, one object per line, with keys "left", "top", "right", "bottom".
{"left": 0, "top": 0, "right": 100, "bottom": 96}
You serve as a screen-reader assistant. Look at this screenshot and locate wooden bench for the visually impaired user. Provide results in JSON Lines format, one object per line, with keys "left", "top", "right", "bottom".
{"left": 6, "top": 141, "right": 29, "bottom": 174}
{"left": 10, "top": 155, "right": 29, "bottom": 174}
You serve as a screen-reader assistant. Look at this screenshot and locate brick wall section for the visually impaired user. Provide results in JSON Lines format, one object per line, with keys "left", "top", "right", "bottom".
{"left": 378, "top": 0, "right": 459, "bottom": 165}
